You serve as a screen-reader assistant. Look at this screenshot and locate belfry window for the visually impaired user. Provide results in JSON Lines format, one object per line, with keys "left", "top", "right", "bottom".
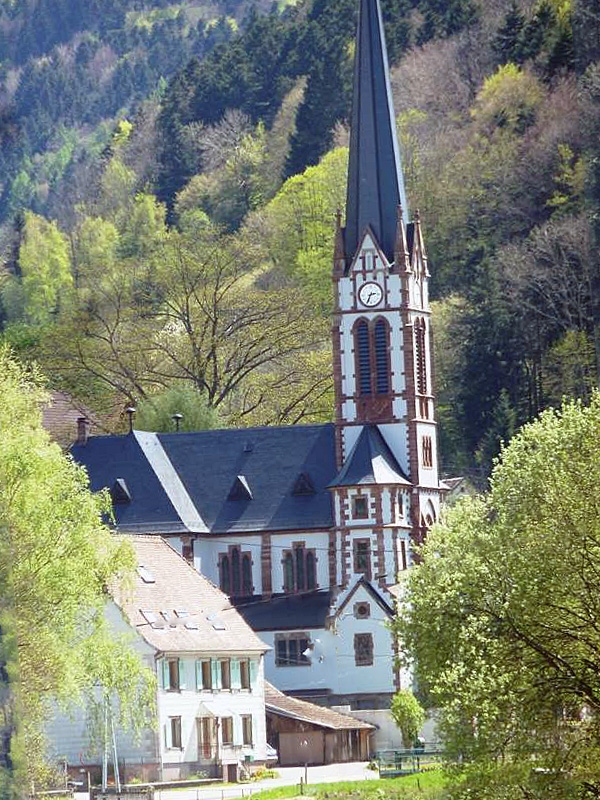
{"left": 415, "top": 318, "right": 427, "bottom": 395}
{"left": 356, "top": 321, "right": 372, "bottom": 396}
{"left": 354, "top": 318, "right": 391, "bottom": 397}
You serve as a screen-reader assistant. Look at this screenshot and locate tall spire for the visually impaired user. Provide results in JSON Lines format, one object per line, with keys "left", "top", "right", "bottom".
{"left": 344, "top": 0, "right": 408, "bottom": 265}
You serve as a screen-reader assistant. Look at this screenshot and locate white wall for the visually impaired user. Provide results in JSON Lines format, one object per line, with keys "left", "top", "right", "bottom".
{"left": 158, "top": 654, "right": 267, "bottom": 766}
{"left": 260, "top": 584, "right": 396, "bottom": 698}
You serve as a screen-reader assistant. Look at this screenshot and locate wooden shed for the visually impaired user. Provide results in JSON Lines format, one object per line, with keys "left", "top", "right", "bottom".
{"left": 265, "top": 683, "right": 375, "bottom": 766}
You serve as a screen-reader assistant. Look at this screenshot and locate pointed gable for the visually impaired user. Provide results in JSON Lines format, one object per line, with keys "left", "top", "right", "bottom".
{"left": 329, "top": 425, "right": 410, "bottom": 487}
{"left": 344, "top": 0, "right": 408, "bottom": 265}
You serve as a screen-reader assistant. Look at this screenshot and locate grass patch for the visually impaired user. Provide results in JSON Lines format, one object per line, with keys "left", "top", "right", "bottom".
{"left": 249, "top": 770, "right": 447, "bottom": 800}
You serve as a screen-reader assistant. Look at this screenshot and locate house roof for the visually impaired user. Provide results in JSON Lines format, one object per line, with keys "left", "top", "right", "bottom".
{"left": 344, "top": 0, "right": 408, "bottom": 264}
{"left": 329, "top": 425, "right": 410, "bottom": 487}
{"left": 264, "top": 682, "right": 375, "bottom": 731}
{"left": 42, "top": 390, "right": 102, "bottom": 447}
{"left": 234, "top": 591, "right": 333, "bottom": 632}
{"left": 72, "top": 424, "right": 338, "bottom": 535}
{"left": 111, "top": 536, "right": 269, "bottom": 654}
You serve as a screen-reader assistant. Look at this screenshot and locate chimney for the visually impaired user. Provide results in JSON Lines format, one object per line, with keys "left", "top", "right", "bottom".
{"left": 76, "top": 416, "right": 90, "bottom": 446}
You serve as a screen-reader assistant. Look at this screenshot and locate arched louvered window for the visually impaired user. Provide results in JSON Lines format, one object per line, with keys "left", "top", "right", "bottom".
{"left": 415, "top": 317, "right": 427, "bottom": 395}
{"left": 242, "top": 554, "right": 252, "bottom": 596}
{"left": 374, "top": 320, "right": 390, "bottom": 394}
{"left": 355, "top": 321, "right": 372, "bottom": 396}
{"left": 283, "top": 545, "right": 317, "bottom": 593}
{"left": 220, "top": 555, "right": 230, "bottom": 595}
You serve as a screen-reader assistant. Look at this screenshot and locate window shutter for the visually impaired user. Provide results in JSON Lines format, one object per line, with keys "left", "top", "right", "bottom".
{"left": 195, "top": 660, "right": 201, "bottom": 690}
{"left": 233, "top": 715, "right": 242, "bottom": 746}
{"left": 231, "top": 658, "right": 241, "bottom": 690}
{"left": 164, "top": 722, "right": 171, "bottom": 749}
{"left": 211, "top": 658, "right": 221, "bottom": 690}
{"left": 178, "top": 658, "right": 186, "bottom": 690}
{"left": 249, "top": 659, "right": 259, "bottom": 689}
{"left": 161, "top": 659, "right": 169, "bottom": 689}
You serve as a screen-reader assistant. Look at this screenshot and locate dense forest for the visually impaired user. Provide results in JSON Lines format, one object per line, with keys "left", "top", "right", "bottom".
{"left": 0, "top": 0, "right": 599, "bottom": 484}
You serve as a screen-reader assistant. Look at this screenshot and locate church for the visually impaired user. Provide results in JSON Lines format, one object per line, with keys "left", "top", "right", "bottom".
{"left": 72, "top": 0, "right": 443, "bottom": 711}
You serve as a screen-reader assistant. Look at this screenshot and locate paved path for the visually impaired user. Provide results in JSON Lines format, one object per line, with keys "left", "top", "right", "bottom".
{"left": 76, "top": 762, "right": 379, "bottom": 800}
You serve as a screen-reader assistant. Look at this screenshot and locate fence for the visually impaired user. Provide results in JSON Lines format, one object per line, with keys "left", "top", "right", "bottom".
{"left": 374, "top": 746, "right": 444, "bottom": 777}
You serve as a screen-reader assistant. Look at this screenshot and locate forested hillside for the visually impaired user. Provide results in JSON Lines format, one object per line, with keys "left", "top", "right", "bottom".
{"left": 1, "top": 0, "right": 599, "bottom": 484}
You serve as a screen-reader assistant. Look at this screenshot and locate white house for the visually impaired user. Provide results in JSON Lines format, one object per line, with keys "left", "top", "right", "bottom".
{"left": 46, "top": 536, "right": 269, "bottom": 783}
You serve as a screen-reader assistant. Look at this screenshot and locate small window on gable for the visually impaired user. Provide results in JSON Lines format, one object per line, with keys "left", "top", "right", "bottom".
{"left": 228, "top": 475, "right": 252, "bottom": 501}
{"left": 353, "top": 496, "right": 369, "bottom": 519}
{"left": 111, "top": 478, "right": 131, "bottom": 504}
{"left": 292, "top": 472, "right": 315, "bottom": 496}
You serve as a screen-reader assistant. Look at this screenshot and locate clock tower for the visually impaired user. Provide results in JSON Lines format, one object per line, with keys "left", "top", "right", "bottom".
{"left": 331, "top": 0, "right": 441, "bottom": 557}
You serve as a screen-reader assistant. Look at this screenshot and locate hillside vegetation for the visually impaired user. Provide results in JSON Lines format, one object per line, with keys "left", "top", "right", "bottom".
{"left": 0, "top": 0, "right": 599, "bottom": 482}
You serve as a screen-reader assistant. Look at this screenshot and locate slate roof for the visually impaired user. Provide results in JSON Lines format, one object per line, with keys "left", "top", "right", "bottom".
{"left": 234, "top": 591, "right": 333, "bottom": 632}
{"left": 344, "top": 0, "right": 408, "bottom": 264}
{"left": 329, "top": 425, "right": 410, "bottom": 487}
{"left": 72, "top": 423, "right": 338, "bottom": 535}
{"left": 264, "top": 683, "right": 375, "bottom": 731}
{"left": 111, "top": 536, "right": 269, "bottom": 654}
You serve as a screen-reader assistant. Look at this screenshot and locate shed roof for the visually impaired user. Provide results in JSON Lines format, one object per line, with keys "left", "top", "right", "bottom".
{"left": 265, "top": 682, "right": 375, "bottom": 731}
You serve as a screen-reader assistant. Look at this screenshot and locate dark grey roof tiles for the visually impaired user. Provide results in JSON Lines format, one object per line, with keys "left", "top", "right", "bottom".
{"left": 344, "top": 0, "right": 408, "bottom": 265}
{"left": 234, "top": 591, "right": 333, "bottom": 631}
{"left": 73, "top": 423, "right": 338, "bottom": 534}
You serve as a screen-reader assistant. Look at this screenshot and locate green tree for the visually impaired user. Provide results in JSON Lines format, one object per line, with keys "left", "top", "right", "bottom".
{"left": 397, "top": 392, "right": 600, "bottom": 795}
{"left": 0, "top": 348, "right": 154, "bottom": 795}
{"left": 390, "top": 690, "right": 426, "bottom": 748}
{"left": 15, "top": 211, "right": 73, "bottom": 326}
{"left": 136, "top": 385, "right": 220, "bottom": 432}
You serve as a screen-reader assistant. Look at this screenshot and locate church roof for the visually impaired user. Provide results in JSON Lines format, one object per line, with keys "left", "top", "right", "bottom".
{"left": 329, "top": 425, "right": 410, "bottom": 487}
{"left": 234, "top": 591, "right": 333, "bottom": 632}
{"left": 72, "top": 423, "right": 338, "bottom": 534}
{"left": 344, "top": 0, "right": 408, "bottom": 264}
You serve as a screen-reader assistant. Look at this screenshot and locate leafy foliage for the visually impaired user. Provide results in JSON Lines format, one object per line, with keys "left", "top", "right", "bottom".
{"left": 0, "top": 348, "right": 154, "bottom": 792}
{"left": 397, "top": 393, "right": 600, "bottom": 794}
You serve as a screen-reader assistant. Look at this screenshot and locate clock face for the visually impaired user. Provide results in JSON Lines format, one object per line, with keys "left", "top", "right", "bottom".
{"left": 358, "top": 281, "right": 384, "bottom": 308}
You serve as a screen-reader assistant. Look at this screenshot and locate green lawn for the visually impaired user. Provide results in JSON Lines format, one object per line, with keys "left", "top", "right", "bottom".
{"left": 248, "top": 770, "right": 447, "bottom": 800}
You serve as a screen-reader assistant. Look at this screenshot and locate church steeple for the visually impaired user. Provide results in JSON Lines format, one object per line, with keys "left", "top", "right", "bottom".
{"left": 344, "top": 0, "right": 408, "bottom": 265}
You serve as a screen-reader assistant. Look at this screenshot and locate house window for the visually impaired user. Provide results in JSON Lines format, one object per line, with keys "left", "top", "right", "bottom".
{"left": 422, "top": 436, "right": 433, "bottom": 468}
{"left": 354, "top": 318, "right": 391, "bottom": 398}
{"left": 352, "top": 496, "right": 369, "bottom": 519}
{"left": 221, "top": 717, "right": 234, "bottom": 745}
{"left": 282, "top": 544, "right": 316, "bottom": 593}
{"left": 166, "top": 658, "right": 180, "bottom": 691}
{"left": 353, "top": 539, "right": 371, "bottom": 579}
{"left": 168, "top": 716, "right": 182, "bottom": 749}
{"left": 354, "top": 633, "right": 374, "bottom": 666}
{"left": 240, "top": 659, "right": 250, "bottom": 689}
{"left": 220, "top": 659, "right": 231, "bottom": 690}
{"left": 242, "top": 715, "right": 253, "bottom": 746}
{"left": 275, "top": 634, "right": 311, "bottom": 666}
{"left": 197, "top": 659, "right": 212, "bottom": 690}
{"left": 415, "top": 318, "right": 427, "bottom": 395}
{"left": 219, "top": 547, "right": 253, "bottom": 597}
